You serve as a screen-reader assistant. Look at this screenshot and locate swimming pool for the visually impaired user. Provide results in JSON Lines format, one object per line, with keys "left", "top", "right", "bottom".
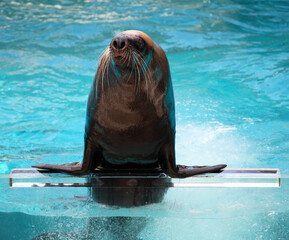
{"left": 0, "top": 0, "right": 288, "bottom": 239}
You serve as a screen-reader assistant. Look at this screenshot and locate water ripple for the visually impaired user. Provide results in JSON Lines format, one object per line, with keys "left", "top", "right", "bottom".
{"left": 0, "top": 0, "right": 289, "bottom": 174}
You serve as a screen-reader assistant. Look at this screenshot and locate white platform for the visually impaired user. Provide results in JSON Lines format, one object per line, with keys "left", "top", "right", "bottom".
{"left": 9, "top": 168, "right": 281, "bottom": 188}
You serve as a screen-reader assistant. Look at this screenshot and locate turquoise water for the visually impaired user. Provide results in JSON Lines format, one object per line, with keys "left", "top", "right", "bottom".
{"left": 1, "top": 0, "right": 289, "bottom": 173}
{"left": 0, "top": 1, "right": 289, "bottom": 239}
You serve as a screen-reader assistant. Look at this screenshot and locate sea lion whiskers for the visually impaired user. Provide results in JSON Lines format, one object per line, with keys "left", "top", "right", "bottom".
{"left": 98, "top": 46, "right": 109, "bottom": 62}
{"left": 134, "top": 50, "right": 152, "bottom": 97}
{"left": 135, "top": 51, "right": 147, "bottom": 93}
{"left": 132, "top": 51, "right": 142, "bottom": 93}
{"left": 97, "top": 47, "right": 111, "bottom": 92}
{"left": 124, "top": 48, "right": 136, "bottom": 85}
{"left": 104, "top": 48, "right": 111, "bottom": 89}
{"left": 118, "top": 48, "right": 142, "bottom": 94}
{"left": 139, "top": 53, "right": 150, "bottom": 89}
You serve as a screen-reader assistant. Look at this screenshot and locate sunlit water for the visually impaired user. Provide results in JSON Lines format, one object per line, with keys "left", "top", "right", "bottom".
{"left": 0, "top": 0, "right": 289, "bottom": 239}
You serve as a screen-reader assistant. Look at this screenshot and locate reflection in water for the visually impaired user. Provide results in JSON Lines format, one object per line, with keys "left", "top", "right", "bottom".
{"left": 90, "top": 173, "right": 169, "bottom": 207}
{"left": 88, "top": 174, "right": 169, "bottom": 239}
{"left": 34, "top": 174, "right": 170, "bottom": 239}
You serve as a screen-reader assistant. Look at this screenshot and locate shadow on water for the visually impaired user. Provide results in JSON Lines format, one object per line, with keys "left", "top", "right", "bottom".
{"left": 33, "top": 174, "right": 170, "bottom": 240}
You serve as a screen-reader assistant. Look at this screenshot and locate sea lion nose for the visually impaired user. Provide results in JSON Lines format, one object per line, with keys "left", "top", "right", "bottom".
{"left": 111, "top": 36, "right": 128, "bottom": 50}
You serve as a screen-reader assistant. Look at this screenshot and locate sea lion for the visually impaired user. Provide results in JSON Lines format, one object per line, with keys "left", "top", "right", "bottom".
{"left": 32, "top": 30, "right": 226, "bottom": 178}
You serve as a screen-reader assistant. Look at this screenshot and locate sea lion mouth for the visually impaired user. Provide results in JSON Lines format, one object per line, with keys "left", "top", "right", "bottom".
{"left": 113, "top": 56, "right": 128, "bottom": 66}
{"left": 113, "top": 55, "right": 125, "bottom": 63}
{"left": 111, "top": 50, "right": 132, "bottom": 67}
{"left": 115, "top": 56, "right": 123, "bottom": 61}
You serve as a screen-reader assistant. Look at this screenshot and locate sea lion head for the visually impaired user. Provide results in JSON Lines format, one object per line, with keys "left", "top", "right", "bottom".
{"left": 109, "top": 30, "right": 154, "bottom": 68}
{"left": 97, "top": 30, "right": 168, "bottom": 89}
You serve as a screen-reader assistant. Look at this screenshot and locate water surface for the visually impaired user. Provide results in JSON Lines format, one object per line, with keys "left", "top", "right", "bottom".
{"left": 1, "top": 1, "right": 289, "bottom": 239}
{"left": 1, "top": 0, "right": 289, "bottom": 174}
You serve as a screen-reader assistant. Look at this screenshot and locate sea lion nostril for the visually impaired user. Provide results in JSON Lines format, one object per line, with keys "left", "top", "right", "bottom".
{"left": 113, "top": 40, "right": 118, "bottom": 48}
{"left": 112, "top": 37, "right": 126, "bottom": 50}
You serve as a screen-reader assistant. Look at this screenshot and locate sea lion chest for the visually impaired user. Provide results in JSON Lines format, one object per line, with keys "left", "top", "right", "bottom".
{"left": 93, "top": 81, "right": 168, "bottom": 165}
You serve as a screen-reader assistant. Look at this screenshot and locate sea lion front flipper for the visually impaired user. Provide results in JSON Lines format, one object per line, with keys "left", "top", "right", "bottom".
{"left": 177, "top": 164, "right": 227, "bottom": 174}
{"left": 32, "top": 139, "right": 101, "bottom": 175}
{"left": 159, "top": 141, "right": 226, "bottom": 178}
{"left": 32, "top": 162, "right": 83, "bottom": 173}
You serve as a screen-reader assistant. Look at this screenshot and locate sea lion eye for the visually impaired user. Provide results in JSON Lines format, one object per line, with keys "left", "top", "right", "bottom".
{"left": 134, "top": 38, "right": 145, "bottom": 52}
